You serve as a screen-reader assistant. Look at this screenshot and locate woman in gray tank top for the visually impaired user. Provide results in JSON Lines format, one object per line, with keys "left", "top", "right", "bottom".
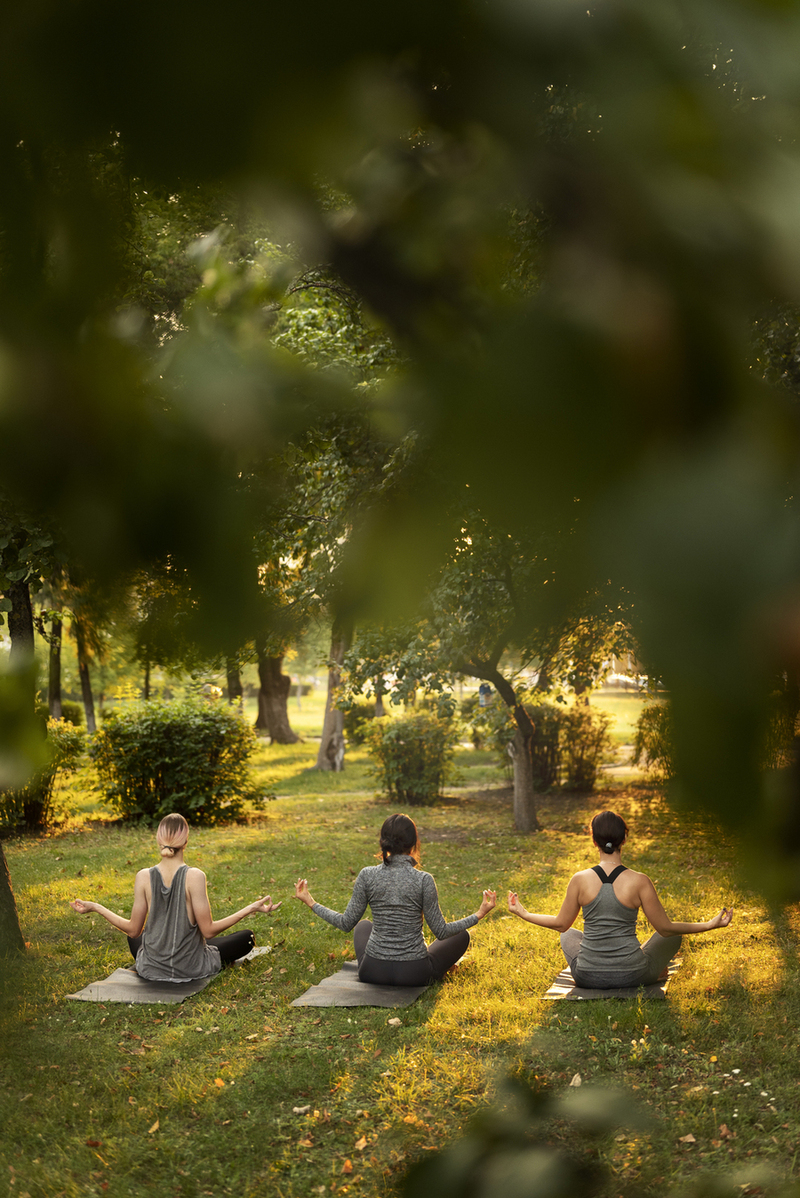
{"left": 294, "top": 813, "right": 497, "bottom": 985}
{"left": 508, "top": 810, "right": 733, "bottom": 988}
{"left": 71, "top": 813, "right": 281, "bottom": 981}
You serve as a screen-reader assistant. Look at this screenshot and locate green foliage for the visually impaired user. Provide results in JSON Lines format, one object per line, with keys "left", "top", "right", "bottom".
{"left": 632, "top": 703, "right": 675, "bottom": 782}
{"left": 36, "top": 699, "right": 83, "bottom": 727}
{"left": 91, "top": 699, "right": 256, "bottom": 824}
{"left": 560, "top": 705, "right": 615, "bottom": 792}
{"left": 0, "top": 719, "right": 85, "bottom": 830}
{"left": 366, "top": 712, "right": 459, "bottom": 806}
{"left": 342, "top": 698, "right": 378, "bottom": 746}
{"left": 401, "top": 1075, "right": 641, "bottom": 1198}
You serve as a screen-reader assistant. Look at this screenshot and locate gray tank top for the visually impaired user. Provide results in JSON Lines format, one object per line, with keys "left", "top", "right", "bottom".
{"left": 575, "top": 866, "right": 648, "bottom": 982}
{"left": 135, "top": 865, "right": 222, "bottom": 982}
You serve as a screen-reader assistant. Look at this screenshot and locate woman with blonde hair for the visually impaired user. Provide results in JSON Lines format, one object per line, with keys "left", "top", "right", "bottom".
{"left": 70, "top": 813, "right": 280, "bottom": 982}
{"left": 508, "top": 810, "right": 733, "bottom": 988}
{"left": 295, "top": 812, "right": 497, "bottom": 985}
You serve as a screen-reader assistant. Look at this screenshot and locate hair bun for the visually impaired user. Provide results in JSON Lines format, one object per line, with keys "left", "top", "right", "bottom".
{"left": 604, "top": 841, "right": 614, "bottom": 852}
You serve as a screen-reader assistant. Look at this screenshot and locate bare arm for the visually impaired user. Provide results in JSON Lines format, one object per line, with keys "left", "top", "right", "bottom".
{"left": 187, "top": 868, "right": 280, "bottom": 938}
{"left": 638, "top": 876, "right": 733, "bottom": 936}
{"left": 70, "top": 869, "right": 150, "bottom": 937}
{"left": 507, "top": 875, "right": 582, "bottom": 933}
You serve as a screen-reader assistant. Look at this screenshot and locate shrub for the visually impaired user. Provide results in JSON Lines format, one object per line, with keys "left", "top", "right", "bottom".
{"left": 561, "top": 704, "right": 615, "bottom": 791}
{"left": 35, "top": 699, "right": 84, "bottom": 726}
{"left": 366, "top": 712, "right": 459, "bottom": 806}
{"left": 464, "top": 691, "right": 564, "bottom": 789}
{"left": 0, "top": 719, "right": 86, "bottom": 830}
{"left": 632, "top": 702, "right": 675, "bottom": 780}
{"left": 91, "top": 699, "right": 256, "bottom": 824}
{"left": 342, "top": 698, "right": 378, "bottom": 746}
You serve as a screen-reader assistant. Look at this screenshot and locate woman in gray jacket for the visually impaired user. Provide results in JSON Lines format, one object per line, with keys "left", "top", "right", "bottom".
{"left": 295, "top": 812, "right": 496, "bottom": 985}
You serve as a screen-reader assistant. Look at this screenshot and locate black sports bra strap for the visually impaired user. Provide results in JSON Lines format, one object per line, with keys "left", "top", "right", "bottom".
{"left": 592, "top": 865, "right": 627, "bottom": 884}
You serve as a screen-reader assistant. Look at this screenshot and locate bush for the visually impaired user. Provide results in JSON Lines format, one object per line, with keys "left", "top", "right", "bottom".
{"left": 561, "top": 704, "right": 615, "bottom": 790}
{"left": 35, "top": 699, "right": 84, "bottom": 726}
{"left": 343, "top": 698, "right": 378, "bottom": 746}
{"left": 632, "top": 702, "right": 675, "bottom": 780}
{"left": 366, "top": 712, "right": 459, "bottom": 806}
{"left": 464, "top": 691, "right": 564, "bottom": 789}
{"left": 91, "top": 699, "right": 256, "bottom": 824}
{"left": 0, "top": 719, "right": 86, "bottom": 830}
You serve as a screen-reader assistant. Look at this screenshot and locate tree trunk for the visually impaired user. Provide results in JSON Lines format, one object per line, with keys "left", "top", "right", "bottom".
{"left": 48, "top": 611, "right": 63, "bottom": 719}
{"left": 226, "top": 657, "right": 243, "bottom": 707}
{"left": 143, "top": 661, "right": 151, "bottom": 701}
{"left": 316, "top": 619, "right": 353, "bottom": 771}
{"left": 508, "top": 726, "right": 538, "bottom": 833}
{"left": 0, "top": 844, "right": 25, "bottom": 955}
{"left": 374, "top": 676, "right": 386, "bottom": 718}
{"left": 466, "top": 662, "right": 540, "bottom": 832}
{"left": 254, "top": 645, "right": 299, "bottom": 743}
{"left": 74, "top": 618, "right": 97, "bottom": 734}
{"left": 2, "top": 581, "right": 32, "bottom": 954}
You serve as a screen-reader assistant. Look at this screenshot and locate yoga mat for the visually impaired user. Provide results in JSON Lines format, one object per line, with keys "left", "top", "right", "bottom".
{"left": 65, "top": 945, "right": 272, "bottom": 1004}
{"left": 291, "top": 960, "right": 429, "bottom": 1008}
{"left": 543, "top": 959, "right": 681, "bottom": 1001}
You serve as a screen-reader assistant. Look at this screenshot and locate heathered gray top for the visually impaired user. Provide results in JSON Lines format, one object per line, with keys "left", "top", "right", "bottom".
{"left": 575, "top": 876, "right": 648, "bottom": 981}
{"left": 312, "top": 855, "right": 479, "bottom": 961}
{"left": 134, "top": 865, "right": 222, "bottom": 982}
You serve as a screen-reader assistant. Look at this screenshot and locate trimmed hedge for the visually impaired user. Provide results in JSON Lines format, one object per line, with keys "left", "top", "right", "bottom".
{"left": 366, "top": 713, "right": 459, "bottom": 806}
{"left": 91, "top": 699, "right": 256, "bottom": 824}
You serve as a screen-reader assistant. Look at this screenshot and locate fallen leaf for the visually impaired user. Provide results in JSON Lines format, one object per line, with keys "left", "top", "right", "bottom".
{"left": 128, "top": 1097, "right": 136, "bottom": 1105}
{"left": 148, "top": 1119, "right": 160, "bottom": 1134}
{"left": 679, "top": 1134, "right": 696, "bottom": 1144}
{"left": 355, "top": 1136, "right": 367, "bottom": 1151}
{"left": 569, "top": 1074, "right": 582, "bottom": 1087}
{"left": 214, "top": 1079, "right": 225, "bottom": 1088}
{"left": 719, "top": 1124, "right": 735, "bottom": 1140}
{"left": 387, "top": 1018, "right": 402, "bottom": 1027}
{"left": 342, "top": 1159, "right": 353, "bottom": 1174}
{"left": 298, "top": 1138, "right": 313, "bottom": 1148}
{"left": 245, "top": 1034, "right": 259, "bottom": 1041}
{"left": 293, "top": 1105, "right": 311, "bottom": 1115}
{"left": 85, "top": 1140, "right": 102, "bottom": 1148}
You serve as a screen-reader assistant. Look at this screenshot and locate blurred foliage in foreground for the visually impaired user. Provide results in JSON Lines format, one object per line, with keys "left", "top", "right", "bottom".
{"left": 4, "top": 1, "right": 800, "bottom": 892}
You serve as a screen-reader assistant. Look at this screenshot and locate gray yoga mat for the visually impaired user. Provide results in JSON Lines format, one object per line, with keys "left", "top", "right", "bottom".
{"left": 65, "top": 946, "right": 272, "bottom": 1004}
{"left": 291, "top": 960, "right": 429, "bottom": 1008}
{"left": 543, "top": 959, "right": 681, "bottom": 1001}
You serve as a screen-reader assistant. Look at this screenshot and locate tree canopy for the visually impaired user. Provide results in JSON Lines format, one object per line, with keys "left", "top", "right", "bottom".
{"left": 4, "top": 1, "right": 800, "bottom": 894}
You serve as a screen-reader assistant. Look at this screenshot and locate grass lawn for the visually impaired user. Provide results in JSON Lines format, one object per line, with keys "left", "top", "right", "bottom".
{"left": 1, "top": 737, "right": 797, "bottom": 1198}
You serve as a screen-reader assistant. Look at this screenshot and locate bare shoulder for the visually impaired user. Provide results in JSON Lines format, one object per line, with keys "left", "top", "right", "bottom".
{"left": 185, "top": 867, "right": 208, "bottom": 887}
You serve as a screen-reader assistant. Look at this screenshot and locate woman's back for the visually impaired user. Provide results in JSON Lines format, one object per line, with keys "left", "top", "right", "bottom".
{"left": 134, "top": 864, "right": 221, "bottom": 982}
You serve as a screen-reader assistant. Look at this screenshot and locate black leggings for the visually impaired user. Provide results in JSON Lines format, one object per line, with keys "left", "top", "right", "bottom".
{"left": 127, "top": 928, "right": 255, "bottom": 968}
{"left": 352, "top": 920, "right": 470, "bottom": 986}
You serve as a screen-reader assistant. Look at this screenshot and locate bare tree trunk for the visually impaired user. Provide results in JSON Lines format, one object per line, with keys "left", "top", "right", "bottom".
{"left": 0, "top": 845, "right": 24, "bottom": 955}
{"left": 74, "top": 618, "right": 97, "bottom": 734}
{"left": 143, "top": 661, "right": 151, "bottom": 701}
{"left": 48, "top": 611, "right": 63, "bottom": 719}
{"left": 2, "top": 580, "right": 33, "bottom": 953}
{"left": 465, "top": 662, "right": 540, "bottom": 832}
{"left": 226, "top": 657, "right": 243, "bottom": 707}
{"left": 316, "top": 619, "right": 353, "bottom": 772}
{"left": 374, "top": 676, "right": 386, "bottom": 718}
{"left": 254, "top": 643, "right": 299, "bottom": 743}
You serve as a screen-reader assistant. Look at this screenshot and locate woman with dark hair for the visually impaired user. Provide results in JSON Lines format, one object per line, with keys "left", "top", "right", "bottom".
{"left": 508, "top": 810, "right": 733, "bottom": 988}
{"left": 70, "top": 813, "right": 281, "bottom": 982}
{"left": 294, "top": 813, "right": 497, "bottom": 985}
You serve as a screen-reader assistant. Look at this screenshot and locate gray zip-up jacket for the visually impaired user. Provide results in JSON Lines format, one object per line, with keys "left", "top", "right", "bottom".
{"left": 312, "top": 855, "right": 478, "bottom": 960}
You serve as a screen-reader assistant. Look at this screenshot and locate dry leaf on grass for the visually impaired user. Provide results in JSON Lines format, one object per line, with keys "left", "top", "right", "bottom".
{"left": 148, "top": 1119, "right": 160, "bottom": 1134}
{"left": 214, "top": 1079, "right": 225, "bottom": 1088}
{"left": 342, "top": 1159, "right": 353, "bottom": 1174}
{"left": 678, "top": 1134, "right": 696, "bottom": 1144}
{"left": 387, "top": 1018, "right": 402, "bottom": 1027}
{"left": 355, "top": 1136, "right": 367, "bottom": 1151}
{"left": 569, "top": 1074, "right": 582, "bottom": 1087}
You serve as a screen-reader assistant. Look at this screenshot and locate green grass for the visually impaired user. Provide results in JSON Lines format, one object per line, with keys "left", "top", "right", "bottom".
{"left": 2, "top": 745, "right": 798, "bottom": 1198}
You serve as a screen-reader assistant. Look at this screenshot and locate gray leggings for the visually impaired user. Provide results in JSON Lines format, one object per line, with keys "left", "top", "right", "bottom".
{"left": 560, "top": 928, "right": 682, "bottom": 988}
{"left": 353, "top": 920, "right": 470, "bottom": 985}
